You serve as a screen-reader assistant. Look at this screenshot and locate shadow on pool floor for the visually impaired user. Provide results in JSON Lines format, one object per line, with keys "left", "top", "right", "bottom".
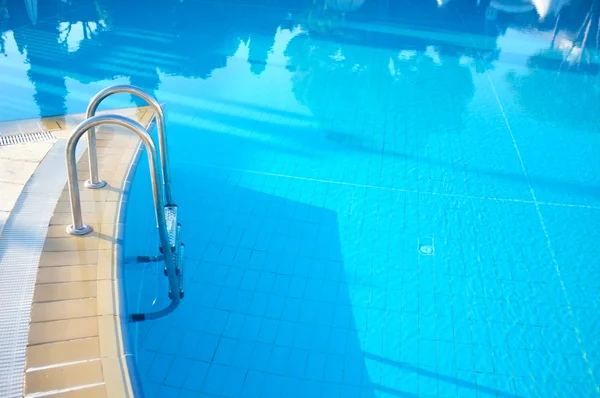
{"left": 123, "top": 170, "right": 379, "bottom": 397}
{"left": 122, "top": 167, "right": 521, "bottom": 397}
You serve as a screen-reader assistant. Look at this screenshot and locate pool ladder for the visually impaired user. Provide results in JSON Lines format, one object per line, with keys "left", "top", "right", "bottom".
{"left": 64, "top": 85, "right": 184, "bottom": 322}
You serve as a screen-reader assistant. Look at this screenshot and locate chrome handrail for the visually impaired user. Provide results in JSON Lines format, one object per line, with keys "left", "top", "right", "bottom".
{"left": 84, "top": 85, "right": 173, "bottom": 205}
{"left": 65, "top": 114, "right": 180, "bottom": 320}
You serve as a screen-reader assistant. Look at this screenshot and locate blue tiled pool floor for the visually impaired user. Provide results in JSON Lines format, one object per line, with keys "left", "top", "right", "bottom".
{"left": 125, "top": 167, "right": 600, "bottom": 397}
{"left": 119, "top": 7, "right": 600, "bottom": 390}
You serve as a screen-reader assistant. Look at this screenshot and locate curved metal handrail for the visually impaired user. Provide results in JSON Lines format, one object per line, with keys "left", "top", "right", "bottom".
{"left": 84, "top": 85, "right": 173, "bottom": 205}
{"left": 66, "top": 114, "right": 180, "bottom": 320}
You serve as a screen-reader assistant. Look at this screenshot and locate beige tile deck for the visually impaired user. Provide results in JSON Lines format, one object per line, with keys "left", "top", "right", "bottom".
{"left": 0, "top": 107, "right": 150, "bottom": 239}
{"left": 17, "top": 107, "right": 154, "bottom": 398}
{"left": 0, "top": 142, "right": 54, "bottom": 237}
{"left": 26, "top": 337, "right": 101, "bottom": 369}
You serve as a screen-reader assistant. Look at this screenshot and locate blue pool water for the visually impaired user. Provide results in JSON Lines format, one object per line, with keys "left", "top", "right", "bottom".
{"left": 2, "top": 0, "right": 600, "bottom": 396}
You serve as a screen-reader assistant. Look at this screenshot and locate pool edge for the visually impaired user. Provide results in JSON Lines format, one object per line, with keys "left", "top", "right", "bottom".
{"left": 114, "top": 116, "right": 153, "bottom": 398}
{"left": 23, "top": 107, "right": 155, "bottom": 398}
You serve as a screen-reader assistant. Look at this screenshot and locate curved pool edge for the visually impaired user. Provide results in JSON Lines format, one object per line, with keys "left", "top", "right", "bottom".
{"left": 113, "top": 116, "right": 154, "bottom": 398}
{"left": 23, "top": 107, "right": 155, "bottom": 398}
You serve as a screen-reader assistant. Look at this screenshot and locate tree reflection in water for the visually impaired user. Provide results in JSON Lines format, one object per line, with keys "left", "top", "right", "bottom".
{"left": 1, "top": 0, "right": 596, "bottom": 134}
{"left": 507, "top": 0, "right": 599, "bottom": 133}
{"left": 284, "top": 0, "right": 483, "bottom": 154}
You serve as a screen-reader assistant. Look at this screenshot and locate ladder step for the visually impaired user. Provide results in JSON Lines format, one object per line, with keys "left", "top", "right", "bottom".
{"left": 178, "top": 243, "right": 185, "bottom": 298}
{"left": 164, "top": 223, "right": 182, "bottom": 276}
{"left": 164, "top": 204, "right": 178, "bottom": 249}
{"left": 137, "top": 255, "right": 164, "bottom": 263}
{"left": 168, "top": 243, "right": 185, "bottom": 299}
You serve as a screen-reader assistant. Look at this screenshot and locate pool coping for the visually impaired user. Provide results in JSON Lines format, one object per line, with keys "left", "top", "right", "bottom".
{"left": 114, "top": 120, "right": 147, "bottom": 398}
{"left": 21, "top": 107, "right": 155, "bottom": 398}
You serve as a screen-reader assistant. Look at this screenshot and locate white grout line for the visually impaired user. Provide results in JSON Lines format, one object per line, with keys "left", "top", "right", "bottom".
{"left": 24, "top": 382, "right": 105, "bottom": 398}
{"left": 536, "top": 200, "right": 600, "bottom": 209}
{"left": 176, "top": 161, "right": 600, "bottom": 210}
{"left": 470, "top": 34, "right": 598, "bottom": 389}
{"left": 26, "top": 358, "right": 101, "bottom": 373}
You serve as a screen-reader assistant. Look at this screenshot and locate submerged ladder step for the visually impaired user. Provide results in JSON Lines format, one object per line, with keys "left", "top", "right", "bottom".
{"left": 164, "top": 204, "right": 178, "bottom": 249}
{"left": 164, "top": 221, "right": 184, "bottom": 300}
{"left": 136, "top": 254, "right": 164, "bottom": 263}
{"left": 168, "top": 243, "right": 185, "bottom": 299}
{"left": 163, "top": 223, "right": 182, "bottom": 274}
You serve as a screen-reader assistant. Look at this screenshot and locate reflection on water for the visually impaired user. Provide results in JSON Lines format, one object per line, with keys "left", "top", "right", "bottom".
{"left": 284, "top": 30, "right": 475, "bottom": 152}
{"left": 325, "top": 0, "right": 367, "bottom": 12}
{"left": 0, "top": 0, "right": 597, "bottom": 123}
{"left": 503, "top": 0, "right": 600, "bottom": 132}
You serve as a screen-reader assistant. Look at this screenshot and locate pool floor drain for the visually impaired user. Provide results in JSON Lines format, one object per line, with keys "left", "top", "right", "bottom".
{"left": 419, "top": 245, "right": 434, "bottom": 255}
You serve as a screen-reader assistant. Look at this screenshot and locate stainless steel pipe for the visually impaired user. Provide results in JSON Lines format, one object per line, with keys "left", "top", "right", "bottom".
{"left": 84, "top": 85, "right": 173, "bottom": 205}
{"left": 65, "top": 114, "right": 181, "bottom": 316}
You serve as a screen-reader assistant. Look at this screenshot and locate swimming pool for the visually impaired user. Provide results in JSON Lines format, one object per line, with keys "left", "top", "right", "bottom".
{"left": 2, "top": 0, "right": 600, "bottom": 396}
